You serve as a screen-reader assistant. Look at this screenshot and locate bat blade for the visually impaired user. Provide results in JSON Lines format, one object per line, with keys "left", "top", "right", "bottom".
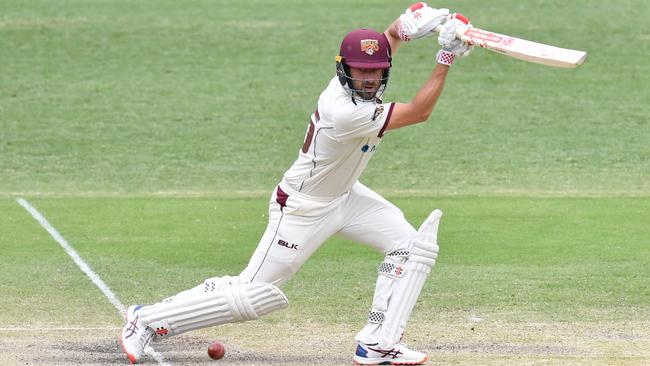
{"left": 432, "top": 25, "right": 588, "bottom": 68}
{"left": 460, "top": 27, "right": 587, "bottom": 68}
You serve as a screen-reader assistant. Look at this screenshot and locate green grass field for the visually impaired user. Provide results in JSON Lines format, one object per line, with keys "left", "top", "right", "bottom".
{"left": 1, "top": 1, "right": 649, "bottom": 365}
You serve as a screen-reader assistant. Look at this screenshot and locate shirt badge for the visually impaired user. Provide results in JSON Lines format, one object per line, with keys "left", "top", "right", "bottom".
{"left": 372, "top": 104, "right": 384, "bottom": 121}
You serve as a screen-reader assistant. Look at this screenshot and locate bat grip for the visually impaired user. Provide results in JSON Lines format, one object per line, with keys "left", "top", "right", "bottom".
{"left": 432, "top": 24, "right": 465, "bottom": 40}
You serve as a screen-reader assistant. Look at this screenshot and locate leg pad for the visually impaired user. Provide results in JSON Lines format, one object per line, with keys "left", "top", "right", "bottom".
{"left": 140, "top": 278, "right": 288, "bottom": 339}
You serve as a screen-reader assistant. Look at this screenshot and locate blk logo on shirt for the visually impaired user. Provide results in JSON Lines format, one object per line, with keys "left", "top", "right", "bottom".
{"left": 277, "top": 239, "right": 299, "bottom": 250}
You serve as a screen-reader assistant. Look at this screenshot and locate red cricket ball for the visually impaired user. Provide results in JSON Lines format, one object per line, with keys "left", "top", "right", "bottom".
{"left": 207, "top": 341, "right": 225, "bottom": 360}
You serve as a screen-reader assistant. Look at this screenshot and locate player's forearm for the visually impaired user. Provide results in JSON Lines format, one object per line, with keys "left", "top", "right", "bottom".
{"left": 387, "top": 64, "right": 449, "bottom": 131}
{"left": 384, "top": 18, "right": 403, "bottom": 54}
{"left": 388, "top": 64, "right": 449, "bottom": 129}
{"left": 411, "top": 64, "right": 449, "bottom": 120}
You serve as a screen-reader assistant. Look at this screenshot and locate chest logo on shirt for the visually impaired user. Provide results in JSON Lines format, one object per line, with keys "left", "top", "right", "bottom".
{"left": 372, "top": 104, "right": 384, "bottom": 121}
{"left": 361, "top": 144, "right": 376, "bottom": 153}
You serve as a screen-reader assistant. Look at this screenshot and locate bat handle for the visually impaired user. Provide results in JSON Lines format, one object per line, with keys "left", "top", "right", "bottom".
{"left": 432, "top": 24, "right": 465, "bottom": 40}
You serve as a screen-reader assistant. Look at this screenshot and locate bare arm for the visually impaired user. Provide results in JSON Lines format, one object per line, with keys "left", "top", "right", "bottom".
{"left": 386, "top": 63, "right": 450, "bottom": 131}
{"left": 384, "top": 18, "right": 404, "bottom": 55}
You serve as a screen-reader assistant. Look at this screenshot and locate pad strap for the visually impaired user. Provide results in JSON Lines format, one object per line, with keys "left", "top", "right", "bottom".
{"left": 378, "top": 261, "right": 406, "bottom": 279}
{"left": 368, "top": 310, "right": 384, "bottom": 324}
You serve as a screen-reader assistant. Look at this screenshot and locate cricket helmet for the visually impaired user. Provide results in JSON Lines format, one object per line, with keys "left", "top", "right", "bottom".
{"left": 336, "top": 28, "right": 392, "bottom": 101}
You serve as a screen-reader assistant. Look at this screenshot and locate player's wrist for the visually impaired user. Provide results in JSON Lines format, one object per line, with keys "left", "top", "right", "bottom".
{"left": 436, "top": 49, "right": 456, "bottom": 66}
{"left": 398, "top": 23, "right": 412, "bottom": 42}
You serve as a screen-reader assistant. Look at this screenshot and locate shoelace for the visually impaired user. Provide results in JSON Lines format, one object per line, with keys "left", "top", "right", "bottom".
{"left": 141, "top": 328, "right": 155, "bottom": 348}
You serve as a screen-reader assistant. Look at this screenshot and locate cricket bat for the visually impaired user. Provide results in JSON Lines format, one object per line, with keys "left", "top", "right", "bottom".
{"left": 434, "top": 25, "right": 587, "bottom": 68}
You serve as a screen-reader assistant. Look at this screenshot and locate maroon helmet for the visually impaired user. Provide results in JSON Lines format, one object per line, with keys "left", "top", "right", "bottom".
{"left": 336, "top": 29, "right": 392, "bottom": 100}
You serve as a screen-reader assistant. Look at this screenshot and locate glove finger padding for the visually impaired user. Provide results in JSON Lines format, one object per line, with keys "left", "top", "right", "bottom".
{"left": 399, "top": 2, "right": 449, "bottom": 41}
{"left": 438, "top": 13, "right": 474, "bottom": 56}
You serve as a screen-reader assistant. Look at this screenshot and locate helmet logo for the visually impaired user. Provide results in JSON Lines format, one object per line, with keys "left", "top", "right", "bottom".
{"left": 360, "top": 39, "right": 380, "bottom": 55}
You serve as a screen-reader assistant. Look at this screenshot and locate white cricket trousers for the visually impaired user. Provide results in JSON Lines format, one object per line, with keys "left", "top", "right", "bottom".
{"left": 239, "top": 181, "right": 417, "bottom": 286}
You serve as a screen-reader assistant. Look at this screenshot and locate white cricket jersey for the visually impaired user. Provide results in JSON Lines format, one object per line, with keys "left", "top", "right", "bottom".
{"left": 281, "top": 76, "right": 395, "bottom": 199}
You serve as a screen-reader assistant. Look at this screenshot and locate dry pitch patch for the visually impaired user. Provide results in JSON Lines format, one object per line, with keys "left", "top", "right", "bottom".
{"left": 1, "top": 320, "right": 648, "bottom": 365}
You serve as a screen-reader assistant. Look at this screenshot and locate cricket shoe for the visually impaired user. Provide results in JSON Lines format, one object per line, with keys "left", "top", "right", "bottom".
{"left": 120, "top": 305, "right": 154, "bottom": 364}
{"left": 353, "top": 341, "right": 428, "bottom": 365}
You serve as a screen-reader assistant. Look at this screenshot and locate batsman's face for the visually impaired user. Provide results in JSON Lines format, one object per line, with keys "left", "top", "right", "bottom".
{"left": 349, "top": 67, "right": 384, "bottom": 100}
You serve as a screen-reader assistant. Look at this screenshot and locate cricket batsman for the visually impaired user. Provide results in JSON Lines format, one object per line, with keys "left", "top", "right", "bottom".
{"left": 121, "top": 2, "right": 473, "bottom": 364}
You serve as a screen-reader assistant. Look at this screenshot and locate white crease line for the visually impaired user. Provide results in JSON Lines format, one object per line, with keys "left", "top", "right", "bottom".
{"left": 16, "top": 198, "right": 126, "bottom": 315}
{"left": 16, "top": 197, "right": 172, "bottom": 366}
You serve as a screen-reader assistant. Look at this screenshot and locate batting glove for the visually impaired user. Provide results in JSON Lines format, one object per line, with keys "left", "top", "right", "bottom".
{"left": 437, "top": 13, "right": 474, "bottom": 65}
{"left": 399, "top": 2, "right": 449, "bottom": 41}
